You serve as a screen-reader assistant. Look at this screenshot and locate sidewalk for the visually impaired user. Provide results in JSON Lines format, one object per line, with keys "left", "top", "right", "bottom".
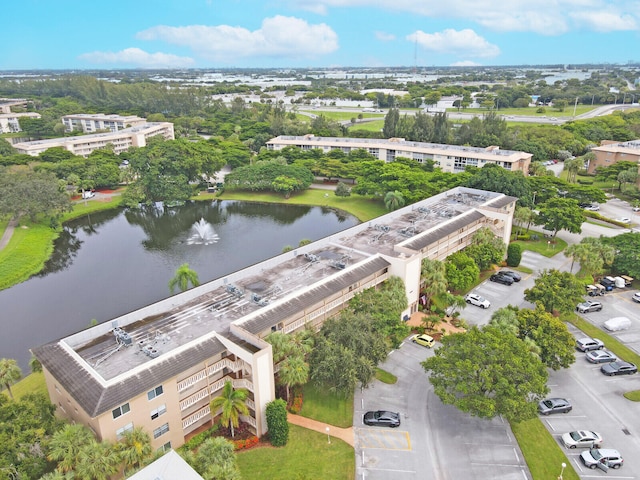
{"left": 287, "top": 413, "right": 354, "bottom": 446}
{"left": 0, "top": 218, "right": 17, "bottom": 252}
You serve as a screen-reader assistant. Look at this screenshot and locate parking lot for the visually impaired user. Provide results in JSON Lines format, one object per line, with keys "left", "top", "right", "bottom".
{"left": 355, "top": 244, "right": 640, "bottom": 479}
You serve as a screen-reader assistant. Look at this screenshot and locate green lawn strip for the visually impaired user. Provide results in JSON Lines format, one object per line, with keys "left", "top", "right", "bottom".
{"left": 298, "top": 384, "right": 353, "bottom": 428}
{"left": 237, "top": 423, "right": 354, "bottom": 480}
{"left": 511, "top": 418, "right": 580, "bottom": 480}
{"left": 375, "top": 368, "right": 397, "bottom": 384}
{"left": 511, "top": 235, "right": 567, "bottom": 257}
{"left": 0, "top": 221, "right": 58, "bottom": 290}
{"left": 211, "top": 189, "right": 386, "bottom": 222}
{"left": 452, "top": 105, "right": 596, "bottom": 118}
{"left": 299, "top": 110, "right": 385, "bottom": 122}
{"left": 0, "top": 196, "right": 125, "bottom": 291}
{"left": 2, "top": 372, "right": 48, "bottom": 400}
{"left": 348, "top": 120, "right": 384, "bottom": 132}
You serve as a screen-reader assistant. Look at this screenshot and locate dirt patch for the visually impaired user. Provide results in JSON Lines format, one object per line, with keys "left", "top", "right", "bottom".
{"left": 407, "top": 311, "right": 466, "bottom": 336}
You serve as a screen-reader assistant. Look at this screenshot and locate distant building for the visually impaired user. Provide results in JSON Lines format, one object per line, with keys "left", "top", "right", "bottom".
{"left": 589, "top": 140, "right": 640, "bottom": 186}
{"left": 62, "top": 114, "right": 147, "bottom": 133}
{"left": 0, "top": 98, "right": 40, "bottom": 133}
{"left": 33, "top": 186, "right": 516, "bottom": 451}
{"left": 12, "top": 122, "right": 175, "bottom": 157}
{"left": 266, "top": 135, "right": 532, "bottom": 175}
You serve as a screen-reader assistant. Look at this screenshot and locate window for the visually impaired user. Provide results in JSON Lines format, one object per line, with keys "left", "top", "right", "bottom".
{"left": 112, "top": 403, "right": 130, "bottom": 419}
{"left": 151, "top": 404, "right": 167, "bottom": 420}
{"left": 153, "top": 423, "right": 169, "bottom": 439}
{"left": 147, "top": 385, "right": 164, "bottom": 400}
{"left": 116, "top": 422, "right": 134, "bottom": 440}
{"left": 157, "top": 441, "right": 172, "bottom": 453}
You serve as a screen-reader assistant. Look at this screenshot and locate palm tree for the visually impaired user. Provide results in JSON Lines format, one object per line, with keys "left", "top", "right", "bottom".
{"left": 210, "top": 380, "right": 249, "bottom": 438}
{"left": 420, "top": 258, "right": 448, "bottom": 310}
{"left": 47, "top": 423, "right": 95, "bottom": 473}
{"left": 278, "top": 355, "right": 309, "bottom": 402}
{"left": 0, "top": 358, "right": 22, "bottom": 399}
{"left": 265, "top": 332, "right": 293, "bottom": 363}
{"left": 384, "top": 190, "right": 405, "bottom": 211}
{"left": 75, "top": 440, "right": 120, "bottom": 480}
{"left": 564, "top": 157, "right": 583, "bottom": 183}
{"left": 168, "top": 263, "right": 200, "bottom": 293}
{"left": 117, "top": 427, "right": 152, "bottom": 474}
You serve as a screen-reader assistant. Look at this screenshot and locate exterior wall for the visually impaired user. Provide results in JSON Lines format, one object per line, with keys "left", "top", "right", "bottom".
{"left": 12, "top": 122, "right": 175, "bottom": 157}
{"left": 0, "top": 112, "right": 40, "bottom": 133}
{"left": 589, "top": 141, "right": 640, "bottom": 175}
{"left": 62, "top": 114, "right": 146, "bottom": 133}
{"left": 266, "top": 136, "right": 531, "bottom": 175}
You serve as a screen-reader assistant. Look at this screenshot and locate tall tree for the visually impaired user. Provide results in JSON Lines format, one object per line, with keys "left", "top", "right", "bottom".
{"left": 420, "top": 258, "right": 448, "bottom": 310}
{"left": 168, "top": 263, "right": 200, "bottom": 293}
{"left": 0, "top": 170, "right": 71, "bottom": 222}
{"left": 0, "top": 358, "right": 22, "bottom": 399}
{"left": 384, "top": 190, "right": 405, "bottom": 211}
{"left": 422, "top": 326, "right": 548, "bottom": 422}
{"left": 210, "top": 381, "right": 249, "bottom": 439}
{"left": 524, "top": 269, "right": 585, "bottom": 314}
{"left": 278, "top": 355, "right": 309, "bottom": 402}
{"left": 383, "top": 108, "right": 400, "bottom": 137}
{"left": 535, "top": 197, "right": 585, "bottom": 238}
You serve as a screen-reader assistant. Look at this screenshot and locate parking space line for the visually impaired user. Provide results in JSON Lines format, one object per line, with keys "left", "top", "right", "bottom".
{"left": 356, "top": 428, "right": 411, "bottom": 451}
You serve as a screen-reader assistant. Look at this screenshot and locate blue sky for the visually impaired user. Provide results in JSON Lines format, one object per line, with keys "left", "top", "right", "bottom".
{"left": 2, "top": 0, "right": 639, "bottom": 70}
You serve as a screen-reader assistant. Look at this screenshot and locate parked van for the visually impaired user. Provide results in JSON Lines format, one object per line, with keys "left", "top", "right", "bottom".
{"left": 614, "top": 277, "right": 626, "bottom": 289}
{"left": 82, "top": 190, "right": 95, "bottom": 199}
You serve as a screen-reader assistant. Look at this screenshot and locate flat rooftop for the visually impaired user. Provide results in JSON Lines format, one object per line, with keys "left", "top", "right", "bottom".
{"left": 64, "top": 188, "right": 503, "bottom": 381}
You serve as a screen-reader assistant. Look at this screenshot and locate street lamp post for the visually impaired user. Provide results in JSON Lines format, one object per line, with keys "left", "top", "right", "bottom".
{"left": 326, "top": 426, "right": 331, "bottom": 444}
{"left": 558, "top": 462, "right": 566, "bottom": 480}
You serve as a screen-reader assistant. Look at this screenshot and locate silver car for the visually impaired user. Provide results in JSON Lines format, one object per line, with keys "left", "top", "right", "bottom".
{"left": 561, "top": 430, "right": 603, "bottom": 449}
{"left": 586, "top": 350, "right": 617, "bottom": 364}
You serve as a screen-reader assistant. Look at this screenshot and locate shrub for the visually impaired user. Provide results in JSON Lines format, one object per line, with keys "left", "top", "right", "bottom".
{"left": 182, "top": 423, "right": 220, "bottom": 450}
{"left": 266, "top": 398, "right": 289, "bottom": 447}
{"left": 577, "top": 179, "right": 593, "bottom": 185}
{"left": 506, "top": 243, "right": 523, "bottom": 267}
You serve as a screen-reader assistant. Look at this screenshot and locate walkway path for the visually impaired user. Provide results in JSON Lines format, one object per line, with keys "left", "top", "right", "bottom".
{"left": 0, "top": 218, "right": 17, "bottom": 252}
{"left": 287, "top": 413, "right": 354, "bottom": 447}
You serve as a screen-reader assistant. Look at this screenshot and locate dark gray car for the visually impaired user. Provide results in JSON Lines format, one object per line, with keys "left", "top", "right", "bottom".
{"left": 363, "top": 410, "right": 401, "bottom": 428}
{"left": 538, "top": 397, "right": 572, "bottom": 415}
{"left": 601, "top": 361, "right": 638, "bottom": 376}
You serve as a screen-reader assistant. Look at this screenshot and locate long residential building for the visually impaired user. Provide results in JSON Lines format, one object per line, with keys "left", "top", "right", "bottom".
{"left": 62, "top": 114, "right": 147, "bottom": 133}
{"left": 11, "top": 122, "right": 175, "bottom": 157}
{"left": 33, "top": 186, "right": 516, "bottom": 451}
{"left": 0, "top": 98, "right": 39, "bottom": 133}
{"left": 266, "top": 135, "right": 532, "bottom": 174}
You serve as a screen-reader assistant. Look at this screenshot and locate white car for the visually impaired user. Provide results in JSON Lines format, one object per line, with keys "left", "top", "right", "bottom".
{"left": 616, "top": 217, "right": 631, "bottom": 223}
{"left": 464, "top": 293, "right": 490, "bottom": 309}
{"left": 633, "top": 292, "right": 640, "bottom": 303}
{"left": 585, "top": 205, "right": 600, "bottom": 211}
{"left": 561, "top": 430, "right": 603, "bottom": 449}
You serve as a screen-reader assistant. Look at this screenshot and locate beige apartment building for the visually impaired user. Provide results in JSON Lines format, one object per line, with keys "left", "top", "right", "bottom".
{"left": 33, "top": 186, "right": 516, "bottom": 451}
{"left": 589, "top": 140, "right": 640, "bottom": 186}
{"left": 11, "top": 122, "right": 175, "bottom": 157}
{"left": 266, "top": 135, "right": 532, "bottom": 174}
{"left": 62, "top": 114, "right": 147, "bottom": 133}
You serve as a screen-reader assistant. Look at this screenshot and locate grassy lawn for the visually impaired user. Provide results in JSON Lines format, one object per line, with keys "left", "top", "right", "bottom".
{"left": 452, "top": 105, "right": 596, "bottom": 118}
{"left": 375, "top": 368, "right": 397, "bottom": 384}
{"left": 211, "top": 188, "right": 387, "bottom": 222}
{"left": 511, "top": 234, "right": 568, "bottom": 257}
{"left": 348, "top": 120, "right": 384, "bottom": 132}
{"left": 0, "top": 195, "right": 124, "bottom": 291}
{"left": 299, "top": 110, "right": 385, "bottom": 122}
{"left": 2, "top": 372, "right": 49, "bottom": 400}
{"left": 236, "top": 424, "right": 354, "bottom": 480}
{"left": 298, "top": 384, "right": 353, "bottom": 428}
{"left": 511, "top": 418, "right": 580, "bottom": 480}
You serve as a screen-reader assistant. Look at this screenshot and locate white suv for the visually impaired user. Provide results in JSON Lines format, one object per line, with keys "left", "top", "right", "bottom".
{"left": 464, "top": 293, "right": 490, "bottom": 309}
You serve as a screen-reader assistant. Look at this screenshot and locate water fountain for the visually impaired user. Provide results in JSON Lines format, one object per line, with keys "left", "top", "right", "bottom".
{"left": 187, "top": 218, "right": 219, "bottom": 245}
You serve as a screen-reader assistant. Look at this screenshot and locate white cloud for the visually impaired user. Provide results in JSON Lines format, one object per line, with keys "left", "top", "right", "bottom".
{"left": 408, "top": 29, "right": 500, "bottom": 58}
{"left": 78, "top": 48, "right": 195, "bottom": 68}
{"left": 137, "top": 16, "right": 338, "bottom": 61}
{"left": 290, "top": 0, "right": 640, "bottom": 34}
{"left": 450, "top": 60, "right": 482, "bottom": 66}
{"left": 570, "top": 10, "right": 638, "bottom": 31}
{"left": 375, "top": 31, "right": 396, "bottom": 41}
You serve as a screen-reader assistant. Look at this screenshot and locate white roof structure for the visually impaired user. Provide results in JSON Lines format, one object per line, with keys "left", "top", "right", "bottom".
{"left": 127, "top": 450, "right": 204, "bottom": 480}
